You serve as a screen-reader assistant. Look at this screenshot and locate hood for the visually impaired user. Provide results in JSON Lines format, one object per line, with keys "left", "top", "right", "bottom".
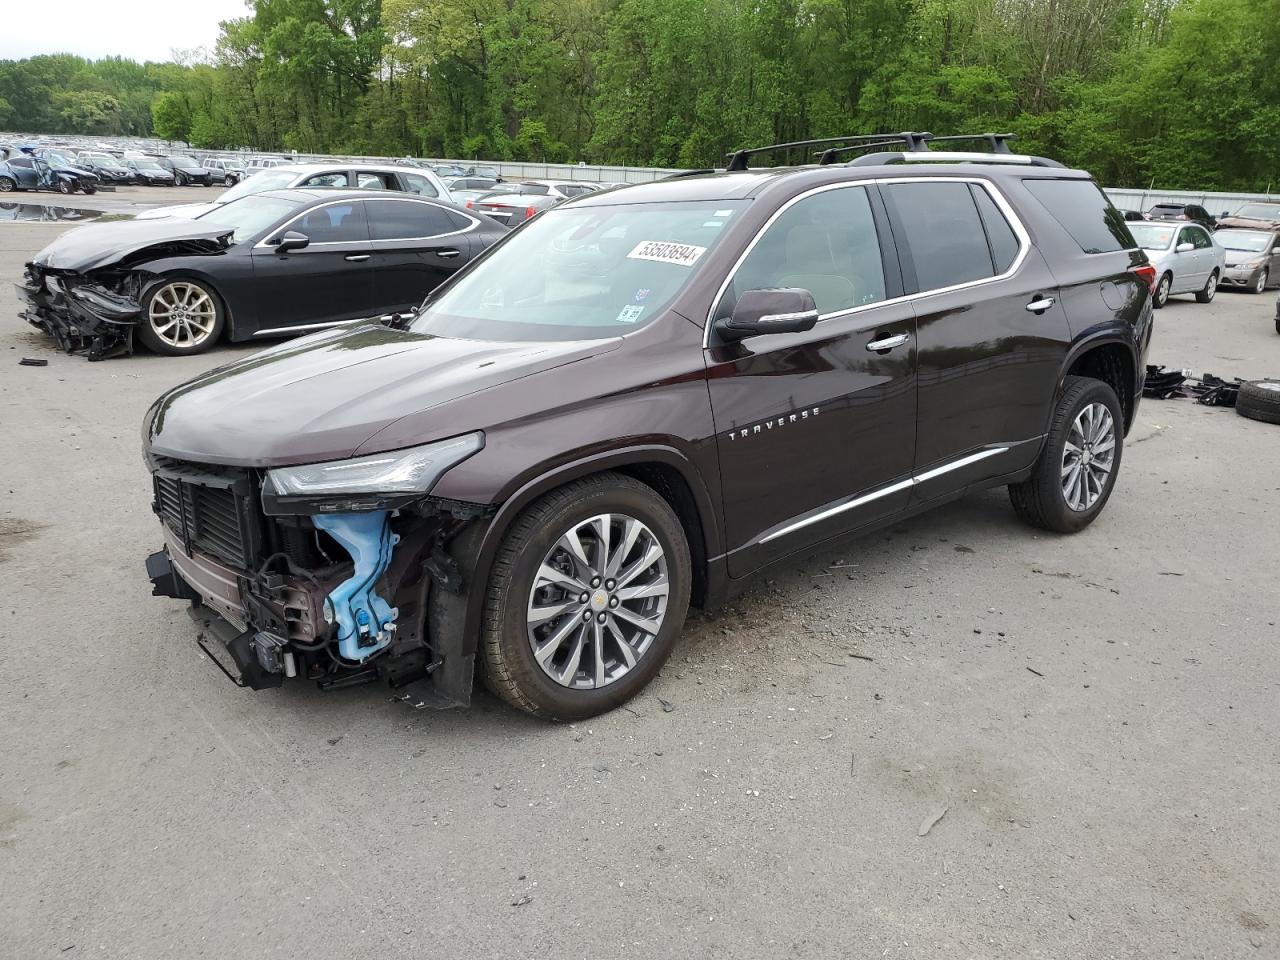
{"left": 1217, "top": 215, "right": 1280, "bottom": 230}
{"left": 135, "top": 202, "right": 219, "bottom": 221}
{"left": 31, "top": 219, "right": 232, "bottom": 273}
{"left": 145, "top": 324, "right": 620, "bottom": 467}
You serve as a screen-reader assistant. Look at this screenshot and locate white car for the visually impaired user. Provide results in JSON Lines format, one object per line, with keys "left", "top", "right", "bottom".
{"left": 1128, "top": 220, "right": 1226, "bottom": 307}
{"left": 137, "top": 162, "right": 454, "bottom": 219}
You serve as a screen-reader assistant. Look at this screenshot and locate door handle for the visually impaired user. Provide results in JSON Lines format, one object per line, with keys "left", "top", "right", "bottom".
{"left": 434, "top": 249, "right": 461, "bottom": 259}
{"left": 1025, "top": 295, "right": 1056, "bottom": 313}
{"left": 865, "top": 332, "right": 910, "bottom": 352}
{"left": 344, "top": 254, "right": 371, "bottom": 263}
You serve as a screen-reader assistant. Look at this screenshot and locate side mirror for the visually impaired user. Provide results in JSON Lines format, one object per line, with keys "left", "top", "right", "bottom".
{"left": 272, "top": 230, "right": 310, "bottom": 253}
{"left": 1175, "top": 242, "right": 1194, "bottom": 253}
{"left": 1221, "top": 211, "right": 1231, "bottom": 218}
{"left": 715, "top": 288, "right": 819, "bottom": 342}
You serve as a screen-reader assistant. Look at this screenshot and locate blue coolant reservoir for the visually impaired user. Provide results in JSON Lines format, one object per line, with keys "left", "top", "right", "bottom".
{"left": 312, "top": 511, "right": 399, "bottom": 662}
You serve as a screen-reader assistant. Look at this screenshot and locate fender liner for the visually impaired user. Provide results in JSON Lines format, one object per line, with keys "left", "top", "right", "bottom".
{"left": 1053, "top": 329, "right": 1141, "bottom": 434}
{"left": 425, "top": 444, "right": 724, "bottom": 705}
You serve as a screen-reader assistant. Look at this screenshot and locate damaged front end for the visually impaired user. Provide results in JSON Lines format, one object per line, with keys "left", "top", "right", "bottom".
{"left": 18, "top": 264, "right": 147, "bottom": 359}
{"left": 144, "top": 435, "right": 488, "bottom": 707}
{"left": 17, "top": 223, "right": 232, "bottom": 360}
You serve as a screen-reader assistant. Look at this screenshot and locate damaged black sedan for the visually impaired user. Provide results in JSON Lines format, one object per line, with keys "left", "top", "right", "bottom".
{"left": 18, "top": 188, "right": 504, "bottom": 359}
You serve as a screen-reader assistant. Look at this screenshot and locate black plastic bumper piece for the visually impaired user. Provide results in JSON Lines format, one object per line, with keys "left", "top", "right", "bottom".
{"left": 146, "top": 548, "right": 200, "bottom": 601}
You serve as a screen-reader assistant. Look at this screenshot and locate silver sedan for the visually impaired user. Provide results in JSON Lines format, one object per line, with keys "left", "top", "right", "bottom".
{"left": 1128, "top": 220, "right": 1226, "bottom": 307}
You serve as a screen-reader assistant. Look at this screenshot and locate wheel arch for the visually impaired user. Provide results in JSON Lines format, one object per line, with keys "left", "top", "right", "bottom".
{"left": 1060, "top": 336, "right": 1138, "bottom": 432}
{"left": 426, "top": 446, "right": 723, "bottom": 706}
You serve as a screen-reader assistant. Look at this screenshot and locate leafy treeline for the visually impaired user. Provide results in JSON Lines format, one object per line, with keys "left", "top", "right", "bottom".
{"left": 2, "top": 0, "right": 1279, "bottom": 190}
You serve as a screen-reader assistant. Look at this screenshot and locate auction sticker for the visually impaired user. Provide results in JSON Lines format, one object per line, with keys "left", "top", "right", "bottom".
{"left": 627, "top": 240, "right": 707, "bottom": 267}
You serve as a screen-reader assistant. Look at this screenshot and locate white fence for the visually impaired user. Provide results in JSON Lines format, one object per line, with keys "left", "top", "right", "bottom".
{"left": 1103, "top": 187, "right": 1276, "bottom": 215}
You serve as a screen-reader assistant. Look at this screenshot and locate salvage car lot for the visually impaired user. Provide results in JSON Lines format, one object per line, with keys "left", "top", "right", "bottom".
{"left": 1, "top": 188, "right": 1279, "bottom": 957}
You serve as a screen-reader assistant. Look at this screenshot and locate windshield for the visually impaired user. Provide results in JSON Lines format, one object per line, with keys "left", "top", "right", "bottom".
{"left": 195, "top": 195, "right": 302, "bottom": 244}
{"left": 411, "top": 199, "right": 746, "bottom": 342}
{"left": 170, "top": 155, "right": 197, "bottom": 165}
{"left": 218, "top": 169, "right": 298, "bottom": 202}
{"left": 1232, "top": 203, "right": 1280, "bottom": 220}
{"left": 1215, "top": 229, "right": 1273, "bottom": 252}
{"left": 1127, "top": 223, "right": 1177, "bottom": 249}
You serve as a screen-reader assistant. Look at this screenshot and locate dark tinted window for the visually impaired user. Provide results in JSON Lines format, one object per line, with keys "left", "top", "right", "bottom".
{"left": 971, "top": 184, "right": 1020, "bottom": 273}
{"left": 367, "top": 199, "right": 460, "bottom": 240}
{"left": 9, "top": 157, "right": 32, "bottom": 169}
{"left": 515, "top": 183, "right": 550, "bottom": 196}
{"left": 296, "top": 202, "right": 368, "bottom": 243}
{"left": 1025, "top": 178, "right": 1134, "bottom": 253}
{"left": 886, "top": 182, "right": 994, "bottom": 290}
{"left": 728, "top": 185, "right": 886, "bottom": 315}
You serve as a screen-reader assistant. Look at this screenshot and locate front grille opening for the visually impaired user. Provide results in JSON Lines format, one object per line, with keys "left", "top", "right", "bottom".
{"left": 151, "top": 458, "right": 261, "bottom": 570}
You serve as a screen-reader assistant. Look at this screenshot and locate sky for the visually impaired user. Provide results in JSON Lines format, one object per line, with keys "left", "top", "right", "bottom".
{"left": 1, "top": 0, "right": 251, "bottom": 63}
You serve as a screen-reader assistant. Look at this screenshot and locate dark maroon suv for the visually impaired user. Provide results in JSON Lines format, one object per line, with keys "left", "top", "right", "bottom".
{"left": 144, "top": 133, "right": 1154, "bottom": 720}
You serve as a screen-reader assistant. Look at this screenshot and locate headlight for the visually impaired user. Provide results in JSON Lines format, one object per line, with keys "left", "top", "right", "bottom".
{"left": 1244, "top": 257, "right": 1266, "bottom": 268}
{"left": 265, "top": 432, "right": 484, "bottom": 498}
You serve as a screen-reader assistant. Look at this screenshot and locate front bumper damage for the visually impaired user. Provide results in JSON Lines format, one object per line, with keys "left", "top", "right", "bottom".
{"left": 145, "top": 459, "right": 489, "bottom": 707}
{"left": 18, "top": 266, "right": 143, "bottom": 359}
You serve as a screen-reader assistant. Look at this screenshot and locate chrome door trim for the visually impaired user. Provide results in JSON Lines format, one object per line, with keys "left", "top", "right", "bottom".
{"left": 754, "top": 445, "right": 1010, "bottom": 546}
{"left": 702, "top": 176, "right": 1033, "bottom": 348}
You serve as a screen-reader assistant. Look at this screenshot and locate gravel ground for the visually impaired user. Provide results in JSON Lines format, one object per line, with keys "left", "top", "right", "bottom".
{"left": 1, "top": 188, "right": 1278, "bottom": 959}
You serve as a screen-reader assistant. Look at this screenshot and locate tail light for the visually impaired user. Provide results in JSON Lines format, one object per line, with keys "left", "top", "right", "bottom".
{"left": 525, "top": 205, "right": 537, "bottom": 220}
{"left": 1132, "top": 264, "right": 1157, "bottom": 292}
{"left": 465, "top": 200, "right": 473, "bottom": 208}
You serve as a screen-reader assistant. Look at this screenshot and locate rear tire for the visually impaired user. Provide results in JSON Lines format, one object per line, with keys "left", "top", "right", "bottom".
{"left": 1009, "top": 376, "right": 1124, "bottom": 534}
{"left": 1195, "top": 270, "right": 1218, "bottom": 302}
{"left": 480, "top": 473, "right": 691, "bottom": 720}
{"left": 1236, "top": 380, "right": 1280, "bottom": 424}
{"left": 0, "top": 176, "right": 13, "bottom": 193}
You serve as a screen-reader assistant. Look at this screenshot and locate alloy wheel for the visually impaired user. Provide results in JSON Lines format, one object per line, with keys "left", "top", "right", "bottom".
{"left": 148, "top": 281, "right": 217, "bottom": 349}
{"left": 0, "top": 177, "right": 13, "bottom": 193}
{"left": 526, "top": 513, "right": 670, "bottom": 690}
{"left": 1156, "top": 275, "right": 1171, "bottom": 306}
{"left": 1256, "top": 270, "right": 1268, "bottom": 294}
{"left": 1203, "top": 272, "right": 1217, "bottom": 300}
{"left": 1061, "top": 402, "right": 1116, "bottom": 512}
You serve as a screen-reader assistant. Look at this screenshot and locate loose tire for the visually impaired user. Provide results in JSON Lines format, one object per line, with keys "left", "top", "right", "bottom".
{"left": 1152, "top": 273, "right": 1172, "bottom": 308}
{"left": 1251, "top": 269, "right": 1269, "bottom": 295}
{"left": 136, "top": 278, "right": 225, "bottom": 356}
{"left": 480, "top": 473, "right": 691, "bottom": 720}
{"left": 1235, "top": 379, "right": 1280, "bottom": 425}
{"left": 1009, "top": 376, "right": 1124, "bottom": 534}
{"left": 1195, "top": 270, "right": 1218, "bottom": 303}
{"left": 0, "top": 176, "right": 15, "bottom": 193}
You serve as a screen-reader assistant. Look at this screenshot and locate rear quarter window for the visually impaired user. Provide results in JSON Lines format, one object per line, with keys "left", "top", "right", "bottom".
{"left": 1023, "top": 178, "right": 1134, "bottom": 254}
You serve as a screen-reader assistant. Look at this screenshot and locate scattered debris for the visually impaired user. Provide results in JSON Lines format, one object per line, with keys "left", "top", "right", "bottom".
{"left": 817, "top": 732, "right": 834, "bottom": 741}
{"left": 917, "top": 804, "right": 949, "bottom": 837}
{"left": 19, "top": 357, "right": 48, "bottom": 367}
{"left": 657, "top": 697, "right": 675, "bottom": 713}
{"left": 954, "top": 545, "right": 974, "bottom": 553}
{"left": 847, "top": 652, "right": 875, "bottom": 662}
{"left": 511, "top": 895, "right": 533, "bottom": 907}
{"left": 1143, "top": 365, "right": 1242, "bottom": 406}
{"left": 1026, "top": 666, "right": 1045, "bottom": 678}
{"left": 1158, "top": 571, "right": 1184, "bottom": 577}
{"left": 326, "top": 735, "right": 343, "bottom": 746}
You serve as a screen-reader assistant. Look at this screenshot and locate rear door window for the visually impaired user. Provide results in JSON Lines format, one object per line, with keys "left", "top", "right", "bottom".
{"left": 885, "top": 181, "right": 997, "bottom": 291}
{"left": 1189, "top": 226, "right": 1213, "bottom": 249}
{"left": 399, "top": 173, "right": 440, "bottom": 198}
{"left": 1025, "top": 178, "right": 1134, "bottom": 254}
{"left": 970, "top": 184, "right": 1021, "bottom": 274}
{"left": 301, "top": 171, "right": 349, "bottom": 188}
{"left": 367, "top": 199, "right": 463, "bottom": 240}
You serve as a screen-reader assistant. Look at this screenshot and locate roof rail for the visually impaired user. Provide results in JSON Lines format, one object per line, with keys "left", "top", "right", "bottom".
{"left": 725, "top": 134, "right": 930, "bottom": 172}
{"left": 661, "top": 168, "right": 717, "bottom": 180}
{"left": 848, "top": 150, "right": 1065, "bottom": 169}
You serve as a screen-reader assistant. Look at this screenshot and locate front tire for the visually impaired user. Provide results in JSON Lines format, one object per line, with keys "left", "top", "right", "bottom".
{"left": 174, "top": 172, "right": 187, "bottom": 186}
{"left": 1152, "top": 273, "right": 1172, "bottom": 308}
{"left": 56, "top": 180, "right": 72, "bottom": 195}
{"left": 480, "top": 473, "right": 691, "bottom": 720}
{"left": 1009, "top": 376, "right": 1124, "bottom": 534}
{"left": 135, "top": 278, "right": 225, "bottom": 356}
{"left": 224, "top": 174, "right": 236, "bottom": 186}
{"left": 1251, "top": 269, "right": 1269, "bottom": 294}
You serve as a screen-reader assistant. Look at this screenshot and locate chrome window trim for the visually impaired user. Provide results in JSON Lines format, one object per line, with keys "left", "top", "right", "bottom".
{"left": 702, "top": 176, "right": 1032, "bottom": 348}
{"left": 755, "top": 446, "right": 1009, "bottom": 546}
{"left": 252, "top": 196, "right": 478, "bottom": 250}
